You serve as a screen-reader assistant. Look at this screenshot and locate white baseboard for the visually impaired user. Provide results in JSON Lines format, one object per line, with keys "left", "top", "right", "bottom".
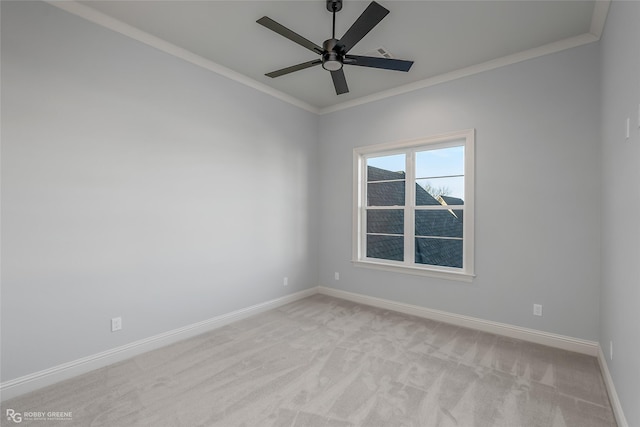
{"left": 319, "top": 286, "right": 629, "bottom": 424}
{"left": 4, "top": 284, "right": 627, "bottom": 427}
{"left": 0, "top": 287, "right": 317, "bottom": 401}
{"left": 597, "top": 346, "right": 629, "bottom": 427}
{"left": 317, "top": 286, "right": 599, "bottom": 356}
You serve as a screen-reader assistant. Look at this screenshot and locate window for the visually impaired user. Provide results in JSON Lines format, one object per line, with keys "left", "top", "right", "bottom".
{"left": 353, "top": 129, "right": 475, "bottom": 281}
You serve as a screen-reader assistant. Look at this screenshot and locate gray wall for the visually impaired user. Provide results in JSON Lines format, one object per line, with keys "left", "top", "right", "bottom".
{"left": 1, "top": 1, "right": 319, "bottom": 382}
{"left": 318, "top": 43, "right": 602, "bottom": 341}
{"left": 3, "top": 2, "right": 637, "bottom": 421}
{"left": 599, "top": 1, "right": 640, "bottom": 425}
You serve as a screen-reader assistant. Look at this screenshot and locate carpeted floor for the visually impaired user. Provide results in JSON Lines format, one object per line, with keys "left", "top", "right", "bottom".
{"left": 1, "top": 294, "right": 616, "bottom": 426}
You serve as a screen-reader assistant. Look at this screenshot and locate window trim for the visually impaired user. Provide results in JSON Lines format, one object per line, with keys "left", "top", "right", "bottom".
{"left": 352, "top": 129, "right": 475, "bottom": 282}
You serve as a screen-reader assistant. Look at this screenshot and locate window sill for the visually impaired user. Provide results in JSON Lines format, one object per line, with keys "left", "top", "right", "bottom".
{"left": 352, "top": 259, "right": 475, "bottom": 283}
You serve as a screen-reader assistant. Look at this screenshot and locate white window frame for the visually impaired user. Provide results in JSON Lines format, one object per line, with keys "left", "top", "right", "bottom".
{"left": 352, "top": 129, "right": 475, "bottom": 282}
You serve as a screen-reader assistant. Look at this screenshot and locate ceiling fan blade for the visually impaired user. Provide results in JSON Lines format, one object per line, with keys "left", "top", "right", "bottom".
{"left": 335, "top": 1, "right": 389, "bottom": 54}
{"left": 265, "top": 60, "right": 322, "bottom": 78}
{"left": 331, "top": 69, "right": 349, "bottom": 95}
{"left": 344, "top": 55, "right": 413, "bottom": 72}
{"left": 257, "top": 16, "right": 323, "bottom": 54}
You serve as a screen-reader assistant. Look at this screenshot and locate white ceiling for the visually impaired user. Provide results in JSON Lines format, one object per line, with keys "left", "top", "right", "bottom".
{"left": 66, "top": 1, "right": 604, "bottom": 113}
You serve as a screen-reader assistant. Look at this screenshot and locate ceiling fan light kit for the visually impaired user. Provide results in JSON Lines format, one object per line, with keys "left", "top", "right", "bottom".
{"left": 257, "top": 0, "right": 414, "bottom": 95}
{"left": 322, "top": 39, "right": 343, "bottom": 71}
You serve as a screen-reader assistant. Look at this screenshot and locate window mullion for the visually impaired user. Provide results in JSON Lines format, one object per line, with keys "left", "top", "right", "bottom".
{"left": 405, "top": 151, "right": 415, "bottom": 265}
{"left": 360, "top": 156, "right": 367, "bottom": 260}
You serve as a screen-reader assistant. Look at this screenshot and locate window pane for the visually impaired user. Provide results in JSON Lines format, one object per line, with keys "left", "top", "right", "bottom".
{"left": 415, "top": 238, "right": 462, "bottom": 268}
{"left": 367, "top": 209, "right": 404, "bottom": 234}
{"left": 367, "top": 235, "right": 404, "bottom": 261}
{"left": 416, "top": 209, "right": 463, "bottom": 238}
{"left": 368, "top": 181, "right": 405, "bottom": 206}
{"left": 367, "top": 154, "right": 406, "bottom": 182}
{"left": 415, "top": 210, "right": 463, "bottom": 238}
{"left": 416, "top": 145, "right": 464, "bottom": 178}
{"left": 416, "top": 177, "right": 464, "bottom": 205}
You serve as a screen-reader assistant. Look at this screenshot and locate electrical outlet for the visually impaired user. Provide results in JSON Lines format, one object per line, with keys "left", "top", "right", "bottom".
{"left": 334, "top": 272, "right": 340, "bottom": 280}
{"left": 533, "top": 304, "right": 543, "bottom": 316}
{"left": 283, "top": 277, "right": 288, "bottom": 286}
{"left": 111, "top": 317, "right": 122, "bottom": 332}
{"left": 610, "top": 341, "right": 613, "bottom": 361}
{"left": 626, "top": 117, "right": 630, "bottom": 139}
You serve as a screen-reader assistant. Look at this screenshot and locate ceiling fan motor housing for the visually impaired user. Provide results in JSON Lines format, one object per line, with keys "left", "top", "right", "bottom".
{"left": 322, "top": 38, "right": 343, "bottom": 70}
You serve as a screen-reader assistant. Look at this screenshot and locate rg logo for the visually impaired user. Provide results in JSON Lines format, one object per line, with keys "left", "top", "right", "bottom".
{"left": 6, "top": 409, "right": 22, "bottom": 423}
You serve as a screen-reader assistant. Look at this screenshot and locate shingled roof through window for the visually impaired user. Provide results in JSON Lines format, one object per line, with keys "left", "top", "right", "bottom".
{"left": 366, "top": 166, "right": 463, "bottom": 268}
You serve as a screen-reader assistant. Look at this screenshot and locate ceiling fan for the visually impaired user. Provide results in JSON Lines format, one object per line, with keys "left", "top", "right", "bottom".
{"left": 257, "top": 0, "right": 414, "bottom": 95}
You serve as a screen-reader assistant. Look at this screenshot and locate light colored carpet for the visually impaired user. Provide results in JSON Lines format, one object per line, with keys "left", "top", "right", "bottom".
{"left": 1, "top": 295, "right": 616, "bottom": 426}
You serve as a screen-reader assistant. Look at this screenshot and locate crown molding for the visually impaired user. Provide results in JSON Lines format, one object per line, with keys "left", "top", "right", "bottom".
{"left": 46, "top": 1, "right": 320, "bottom": 115}
{"left": 46, "top": 1, "right": 607, "bottom": 116}
{"left": 590, "top": 0, "right": 611, "bottom": 38}
{"left": 319, "top": 32, "right": 600, "bottom": 115}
